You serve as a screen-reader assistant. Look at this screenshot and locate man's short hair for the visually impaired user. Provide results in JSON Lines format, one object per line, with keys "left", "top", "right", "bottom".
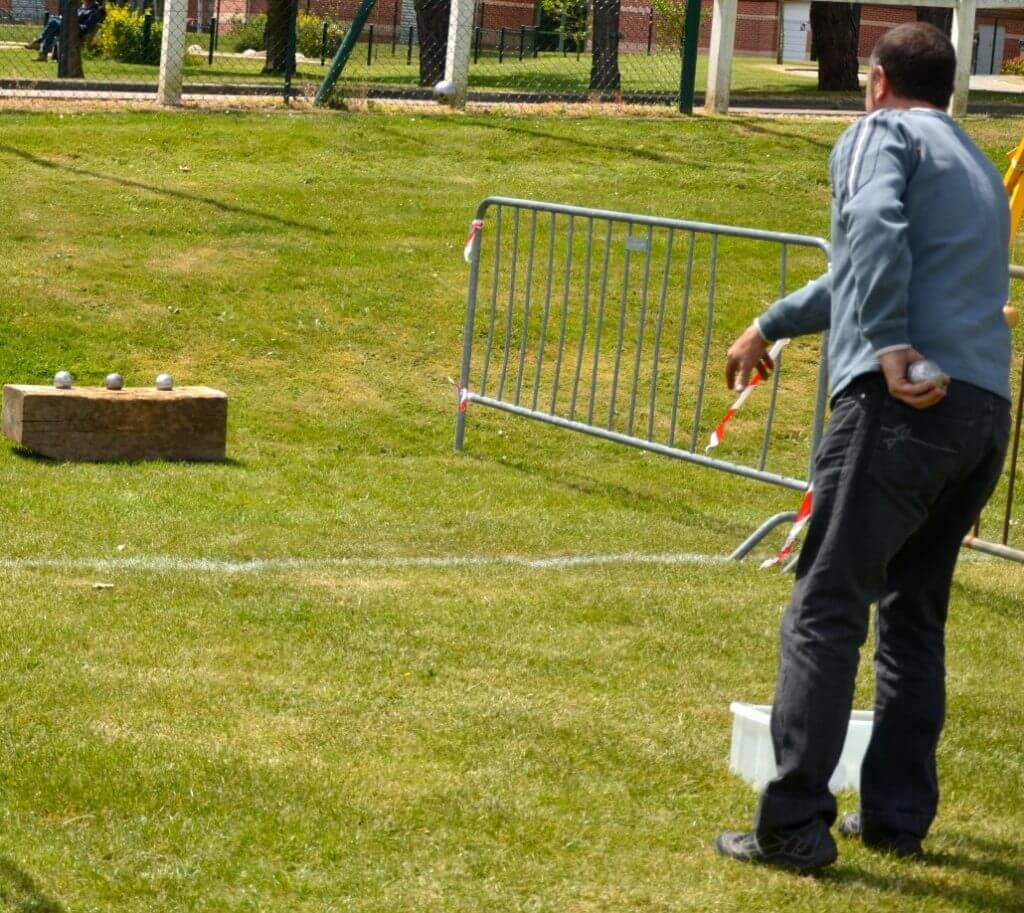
{"left": 870, "top": 22, "right": 956, "bottom": 108}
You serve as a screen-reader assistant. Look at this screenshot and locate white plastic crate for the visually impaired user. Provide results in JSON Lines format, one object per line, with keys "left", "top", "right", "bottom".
{"left": 728, "top": 702, "right": 874, "bottom": 793}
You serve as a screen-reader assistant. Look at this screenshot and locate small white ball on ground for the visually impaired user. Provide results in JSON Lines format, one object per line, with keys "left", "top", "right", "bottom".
{"left": 54, "top": 371, "right": 73, "bottom": 389}
{"left": 155, "top": 373, "right": 174, "bottom": 391}
{"left": 433, "top": 79, "right": 457, "bottom": 99}
{"left": 105, "top": 373, "right": 124, "bottom": 391}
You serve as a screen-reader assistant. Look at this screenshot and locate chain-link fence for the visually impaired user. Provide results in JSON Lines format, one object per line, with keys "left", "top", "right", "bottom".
{"left": 314, "top": 0, "right": 705, "bottom": 107}
{"left": 0, "top": 0, "right": 298, "bottom": 102}
{"left": 0, "top": 0, "right": 704, "bottom": 105}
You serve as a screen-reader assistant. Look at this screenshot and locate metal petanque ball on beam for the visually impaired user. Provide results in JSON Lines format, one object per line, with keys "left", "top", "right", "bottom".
{"left": 1, "top": 375, "right": 228, "bottom": 462}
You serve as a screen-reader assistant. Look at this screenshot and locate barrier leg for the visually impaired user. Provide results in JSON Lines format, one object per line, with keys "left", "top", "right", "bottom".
{"left": 729, "top": 511, "right": 797, "bottom": 561}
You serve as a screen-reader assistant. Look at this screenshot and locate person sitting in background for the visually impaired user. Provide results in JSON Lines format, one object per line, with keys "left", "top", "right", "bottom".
{"left": 24, "top": 0, "right": 105, "bottom": 62}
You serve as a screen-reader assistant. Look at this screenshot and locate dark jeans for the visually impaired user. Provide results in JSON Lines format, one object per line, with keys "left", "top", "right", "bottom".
{"left": 39, "top": 17, "right": 61, "bottom": 53}
{"left": 754, "top": 372, "right": 1009, "bottom": 842}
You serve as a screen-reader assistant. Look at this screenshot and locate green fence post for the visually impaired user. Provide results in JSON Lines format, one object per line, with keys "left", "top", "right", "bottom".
{"left": 678, "top": 0, "right": 701, "bottom": 114}
{"left": 142, "top": 10, "right": 153, "bottom": 61}
{"left": 314, "top": 0, "right": 378, "bottom": 104}
{"left": 208, "top": 15, "right": 217, "bottom": 65}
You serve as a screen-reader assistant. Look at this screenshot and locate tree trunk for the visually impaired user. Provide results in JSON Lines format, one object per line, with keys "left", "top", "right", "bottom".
{"left": 915, "top": 7, "right": 953, "bottom": 37}
{"left": 414, "top": 0, "right": 449, "bottom": 87}
{"left": 810, "top": 2, "right": 859, "bottom": 90}
{"left": 589, "top": 0, "right": 621, "bottom": 91}
{"left": 57, "top": 0, "right": 84, "bottom": 79}
{"left": 263, "top": 0, "right": 293, "bottom": 74}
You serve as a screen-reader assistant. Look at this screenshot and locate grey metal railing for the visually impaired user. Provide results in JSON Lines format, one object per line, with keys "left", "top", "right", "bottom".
{"left": 456, "top": 211, "right": 1024, "bottom": 566}
{"left": 454, "top": 196, "right": 831, "bottom": 555}
{"left": 963, "top": 263, "right": 1024, "bottom": 564}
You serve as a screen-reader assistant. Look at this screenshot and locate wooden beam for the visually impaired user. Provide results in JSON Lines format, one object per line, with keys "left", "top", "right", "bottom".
{"left": 2, "top": 385, "right": 228, "bottom": 462}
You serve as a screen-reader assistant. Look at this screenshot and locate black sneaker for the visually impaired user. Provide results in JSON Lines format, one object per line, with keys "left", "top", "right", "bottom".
{"left": 838, "top": 812, "right": 924, "bottom": 859}
{"left": 715, "top": 822, "right": 838, "bottom": 872}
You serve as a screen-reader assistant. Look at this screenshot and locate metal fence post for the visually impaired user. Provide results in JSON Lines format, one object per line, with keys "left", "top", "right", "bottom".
{"left": 321, "top": 18, "right": 329, "bottom": 65}
{"left": 142, "top": 9, "right": 153, "bottom": 60}
{"left": 407, "top": 24, "right": 414, "bottom": 64}
{"left": 367, "top": 22, "right": 374, "bottom": 64}
{"left": 679, "top": 0, "right": 702, "bottom": 113}
{"left": 314, "top": 0, "right": 378, "bottom": 105}
{"left": 207, "top": 15, "right": 217, "bottom": 65}
{"left": 519, "top": 25, "right": 525, "bottom": 60}
{"left": 157, "top": 0, "right": 188, "bottom": 106}
{"left": 498, "top": 26, "right": 505, "bottom": 62}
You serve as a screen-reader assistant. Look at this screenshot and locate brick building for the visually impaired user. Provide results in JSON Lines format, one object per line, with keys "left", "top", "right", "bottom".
{"left": 4, "top": 0, "right": 1022, "bottom": 73}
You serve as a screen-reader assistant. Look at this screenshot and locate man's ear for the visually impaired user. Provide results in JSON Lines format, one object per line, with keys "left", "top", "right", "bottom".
{"left": 872, "top": 65, "right": 890, "bottom": 103}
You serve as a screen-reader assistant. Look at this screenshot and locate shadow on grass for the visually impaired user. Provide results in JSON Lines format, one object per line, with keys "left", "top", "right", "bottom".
{"left": 736, "top": 120, "right": 836, "bottom": 153}
{"left": 0, "top": 144, "right": 333, "bottom": 238}
{"left": 826, "top": 830, "right": 1024, "bottom": 913}
{"left": 10, "top": 446, "right": 247, "bottom": 469}
{"left": 462, "top": 118, "right": 710, "bottom": 168}
{"left": 0, "top": 858, "right": 64, "bottom": 913}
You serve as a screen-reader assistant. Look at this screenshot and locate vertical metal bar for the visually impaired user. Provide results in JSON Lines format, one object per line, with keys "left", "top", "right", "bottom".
{"left": 759, "top": 243, "right": 787, "bottom": 471}
{"left": 669, "top": 232, "right": 695, "bottom": 446}
{"left": 608, "top": 224, "right": 634, "bottom": 430}
{"left": 647, "top": 228, "right": 674, "bottom": 441}
{"left": 690, "top": 234, "right": 718, "bottom": 451}
{"left": 514, "top": 210, "right": 539, "bottom": 405}
{"left": 1001, "top": 350, "right": 1024, "bottom": 544}
{"left": 627, "top": 225, "right": 654, "bottom": 436}
{"left": 455, "top": 211, "right": 486, "bottom": 451}
{"left": 208, "top": 16, "right": 217, "bottom": 64}
{"left": 407, "top": 25, "right": 414, "bottom": 64}
{"left": 568, "top": 218, "right": 595, "bottom": 420}
{"left": 367, "top": 23, "right": 374, "bottom": 65}
{"left": 479, "top": 206, "right": 503, "bottom": 397}
{"left": 588, "top": 222, "right": 613, "bottom": 426}
{"left": 532, "top": 213, "right": 558, "bottom": 412}
{"left": 548, "top": 215, "right": 575, "bottom": 414}
{"left": 497, "top": 208, "right": 521, "bottom": 401}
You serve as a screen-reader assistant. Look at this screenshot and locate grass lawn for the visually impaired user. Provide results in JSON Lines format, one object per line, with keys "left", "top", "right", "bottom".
{"left": 0, "top": 110, "right": 1022, "bottom": 912}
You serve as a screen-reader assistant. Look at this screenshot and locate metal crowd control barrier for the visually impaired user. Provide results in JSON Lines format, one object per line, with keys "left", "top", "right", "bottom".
{"left": 963, "top": 263, "right": 1024, "bottom": 564}
{"left": 454, "top": 197, "right": 831, "bottom": 556}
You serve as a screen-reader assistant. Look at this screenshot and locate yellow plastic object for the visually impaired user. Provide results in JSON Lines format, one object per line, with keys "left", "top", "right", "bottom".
{"left": 1007, "top": 136, "right": 1024, "bottom": 249}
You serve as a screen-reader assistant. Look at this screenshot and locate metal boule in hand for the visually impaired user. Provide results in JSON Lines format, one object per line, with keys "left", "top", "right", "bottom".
{"left": 906, "top": 359, "right": 950, "bottom": 387}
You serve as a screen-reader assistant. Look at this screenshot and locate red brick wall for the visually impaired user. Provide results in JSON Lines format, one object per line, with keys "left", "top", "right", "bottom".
{"left": 198, "top": 0, "right": 1024, "bottom": 70}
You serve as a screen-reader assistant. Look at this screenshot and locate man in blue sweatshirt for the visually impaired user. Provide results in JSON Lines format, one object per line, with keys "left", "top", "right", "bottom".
{"left": 716, "top": 22, "right": 1011, "bottom": 871}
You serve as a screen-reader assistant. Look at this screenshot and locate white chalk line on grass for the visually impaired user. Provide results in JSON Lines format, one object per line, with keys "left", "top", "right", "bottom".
{"left": 0, "top": 552, "right": 727, "bottom": 575}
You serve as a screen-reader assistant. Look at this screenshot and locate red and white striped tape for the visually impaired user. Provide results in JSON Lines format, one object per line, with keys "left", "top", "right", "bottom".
{"left": 464, "top": 219, "right": 484, "bottom": 263}
{"left": 448, "top": 377, "right": 470, "bottom": 412}
{"left": 701, "top": 337, "right": 812, "bottom": 567}
{"left": 706, "top": 338, "right": 789, "bottom": 453}
{"left": 761, "top": 485, "right": 814, "bottom": 569}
